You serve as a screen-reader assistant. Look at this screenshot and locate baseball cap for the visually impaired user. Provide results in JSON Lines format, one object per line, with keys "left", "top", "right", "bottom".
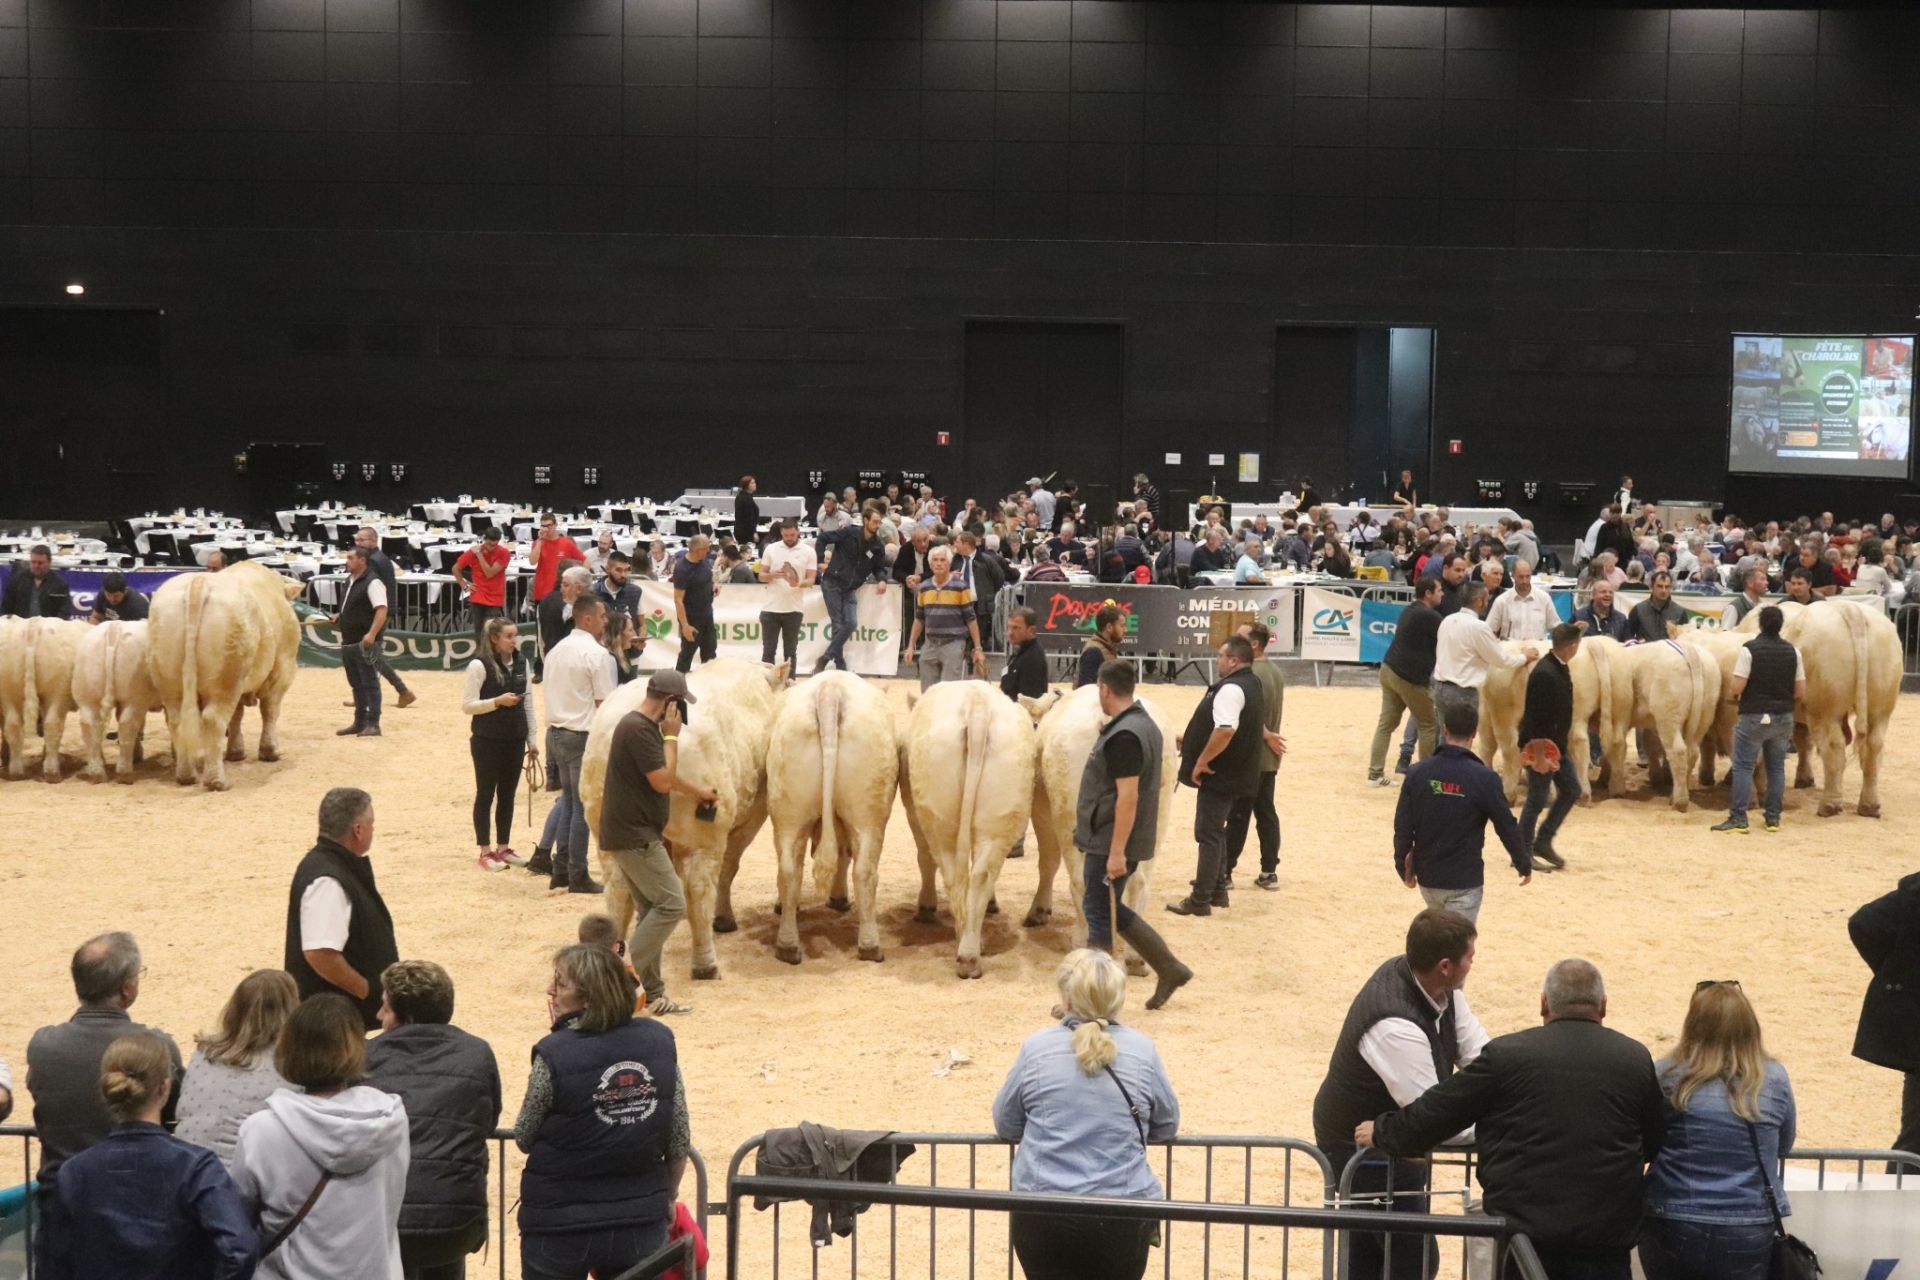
{"left": 1027, "top": 476, "right": 1044, "bottom": 486}
{"left": 645, "top": 670, "right": 697, "bottom": 703}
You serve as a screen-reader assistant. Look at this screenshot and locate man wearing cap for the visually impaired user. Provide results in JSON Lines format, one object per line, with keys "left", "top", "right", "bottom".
{"left": 598, "top": 669, "right": 717, "bottom": 1017}
{"left": 87, "top": 572, "right": 149, "bottom": 622}
{"left": 1027, "top": 478, "right": 1055, "bottom": 531}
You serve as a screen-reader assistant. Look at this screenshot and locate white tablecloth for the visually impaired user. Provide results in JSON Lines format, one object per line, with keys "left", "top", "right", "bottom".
{"left": 674, "top": 493, "right": 807, "bottom": 519}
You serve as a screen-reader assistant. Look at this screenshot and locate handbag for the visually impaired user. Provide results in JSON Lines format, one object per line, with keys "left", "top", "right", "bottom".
{"left": 1742, "top": 1121, "right": 1820, "bottom": 1280}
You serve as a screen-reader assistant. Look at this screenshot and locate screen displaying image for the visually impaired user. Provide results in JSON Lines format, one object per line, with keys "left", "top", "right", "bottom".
{"left": 1729, "top": 334, "right": 1914, "bottom": 479}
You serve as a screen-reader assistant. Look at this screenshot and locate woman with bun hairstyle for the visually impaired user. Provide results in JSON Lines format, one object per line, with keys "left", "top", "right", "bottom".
{"left": 45, "top": 1029, "right": 259, "bottom": 1279}
{"left": 992, "top": 949, "right": 1180, "bottom": 1280}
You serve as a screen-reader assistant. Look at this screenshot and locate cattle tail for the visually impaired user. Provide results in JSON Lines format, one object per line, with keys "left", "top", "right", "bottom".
{"left": 956, "top": 688, "right": 991, "bottom": 864}
{"left": 21, "top": 617, "right": 42, "bottom": 746}
{"left": 174, "top": 573, "right": 211, "bottom": 776}
{"left": 810, "top": 677, "right": 843, "bottom": 895}
{"left": 97, "top": 620, "right": 126, "bottom": 730}
{"left": 1842, "top": 603, "right": 1869, "bottom": 749}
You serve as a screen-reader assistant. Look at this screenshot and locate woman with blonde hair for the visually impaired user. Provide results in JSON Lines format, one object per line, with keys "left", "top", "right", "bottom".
{"left": 1640, "top": 981, "right": 1797, "bottom": 1280}
{"left": 992, "top": 949, "right": 1179, "bottom": 1280}
{"left": 175, "top": 968, "right": 300, "bottom": 1166}
{"left": 47, "top": 1030, "right": 258, "bottom": 1279}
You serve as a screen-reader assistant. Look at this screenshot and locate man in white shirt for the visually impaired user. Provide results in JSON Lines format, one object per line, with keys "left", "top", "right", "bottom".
{"left": 324, "top": 546, "right": 389, "bottom": 737}
{"left": 1485, "top": 560, "right": 1562, "bottom": 641}
{"left": 1434, "top": 580, "right": 1535, "bottom": 720}
{"left": 1028, "top": 478, "right": 1056, "bottom": 530}
{"left": 542, "top": 595, "right": 615, "bottom": 894}
{"left": 757, "top": 518, "right": 817, "bottom": 668}
{"left": 1313, "top": 909, "right": 1487, "bottom": 1278}
{"left": 288, "top": 787, "right": 398, "bottom": 1028}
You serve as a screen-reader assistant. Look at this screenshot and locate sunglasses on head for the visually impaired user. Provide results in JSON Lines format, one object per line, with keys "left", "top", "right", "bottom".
{"left": 1695, "top": 979, "right": 1741, "bottom": 993}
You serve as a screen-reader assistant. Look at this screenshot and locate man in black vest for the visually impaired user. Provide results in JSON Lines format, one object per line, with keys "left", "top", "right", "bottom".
{"left": 354, "top": 525, "right": 417, "bottom": 708}
{"left": 1849, "top": 872, "right": 1920, "bottom": 1167}
{"left": 1517, "top": 623, "right": 1582, "bottom": 872}
{"left": 1712, "top": 604, "right": 1805, "bottom": 834}
{"left": 1074, "top": 659, "right": 1190, "bottom": 1009}
{"left": 1167, "top": 634, "right": 1263, "bottom": 917}
{"left": 285, "top": 786, "right": 399, "bottom": 1029}
{"left": 1314, "top": 910, "right": 1487, "bottom": 1279}
{"left": 325, "top": 546, "right": 389, "bottom": 737}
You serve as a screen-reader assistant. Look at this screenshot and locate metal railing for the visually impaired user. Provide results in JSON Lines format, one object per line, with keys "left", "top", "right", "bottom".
{"left": 1778, "top": 1145, "right": 1920, "bottom": 1184}
{"left": 724, "top": 1130, "right": 1336, "bottom": 1280}
{"left": 0, "top": 1124, "right": 710, "bottom": 1280}
{"left": 1334, "top": 1143, "right": 1481, "bottom": 1280}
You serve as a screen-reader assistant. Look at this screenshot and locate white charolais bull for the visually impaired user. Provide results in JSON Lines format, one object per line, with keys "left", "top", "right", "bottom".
{"left": 1023, "top": 685, "right": 1178, "bottom": 958}
{"left": 147, "top": 561, "right": 303, "bottom": 790}
{"left": 581, "top": 657, "right": 781, "bottom": 981}
{"left": 1724, "top": 601, "right": 1901, "bottom": 817}
{"left": 1567, "top": 636, "right": 1624, "bottom": 803}
{"left": 760, "top": 671, "right": 897, "bottom": 966}
{"left": 1475, "top": 641, "right": 1542, "bottom": 802}
{"left": 0, "top": 616, "right": 87, "bottom": 781}
{"left": 73, "top": 619, "right": 160, "bottom": 783}
{"left": 900, "top": 680, "right": 1037, "bottom": 979}
{"left": 1602, "top": 636, "right": 1721, "bottom": 811}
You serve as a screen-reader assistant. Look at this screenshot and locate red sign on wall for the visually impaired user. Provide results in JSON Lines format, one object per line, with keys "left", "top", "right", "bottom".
{"left": 936, "top": 432, "right": 950, "bottom": 446}
{"left": 1448, "top": 439, "right": 1463, "bottom": 455}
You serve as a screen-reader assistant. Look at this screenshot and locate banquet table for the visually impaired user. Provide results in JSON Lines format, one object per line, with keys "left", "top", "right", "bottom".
{"left": 673, "top": 492, "right": 808, "bottom": 520}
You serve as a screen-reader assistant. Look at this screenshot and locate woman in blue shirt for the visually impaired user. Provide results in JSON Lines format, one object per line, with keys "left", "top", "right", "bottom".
{"left": 1640, "top": 981, "right": 1797, "bottom": 1280}
{"left": 992, "top": 949, "right": 1179, "bottom": 1280}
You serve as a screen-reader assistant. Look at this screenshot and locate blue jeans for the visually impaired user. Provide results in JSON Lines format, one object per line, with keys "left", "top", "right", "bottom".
{"left": 1519, "top": 750, "right": 1579, "bottom": 851}
{"left": 1081, "top": 851, "right": 1140, "bottom": 951}
{"left": 821, "top": 582, "right": 859, "bottom": 670}
{"left": 519, "top": 1221, "right": 669, "bottom": 1280}
{"left": 546, "top": 727, "right": 590, "bottom": 882}
{"left": 343, "top": 640, "right": 381, "bottom": 727}
{"left": 1728, "top": 712, "right": 1793, "bottom": 826}
{"left": 1637, "top": 1217, "right": 1775, "bottom": 1280}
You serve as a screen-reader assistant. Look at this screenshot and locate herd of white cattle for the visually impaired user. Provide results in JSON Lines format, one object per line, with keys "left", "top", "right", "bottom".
{"left": 0, "top": 561, "right": 303, "bottom": 791}
{"left": 0, "top": 566, "right": 1903, "bottom": 981}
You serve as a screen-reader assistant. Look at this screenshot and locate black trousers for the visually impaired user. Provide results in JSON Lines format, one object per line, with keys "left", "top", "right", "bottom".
{"left": 401, "top": 1221, "right": 486, "bottom": 1280}
{"left": 470, "top": 736, "right": 522, "bottom": 845}
{"left": 676, "top": 619, "right": 717, "bottom": 672}
{"left": 470, "top": 602, "right": 505, "bottom": 641}
{"left": 1325, "top": 1145, "right": 1436, "bottom": 1280}
{"left": 1008, "top": 1212, "right": 1153, "bottom": 1280}
{"left": 760, "top": 610, "right": 801, "bottom": 666}
{"left": 1895, "top": 1071, "right": 1920, "bottom": 1171}
{"left": 1190, "top": 786, "right": 1239, "bottom": 897}
{"left": 1223, "top": 769, "right": 1281, "bottom": 876}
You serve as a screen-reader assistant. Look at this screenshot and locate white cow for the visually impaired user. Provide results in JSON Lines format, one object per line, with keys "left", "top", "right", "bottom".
{"left": 147, "top": 561, "right": 303, "bottom": 790}
{"left": 0, "top": 617, "right": 86, "bottom": 781}
{"left": 900, "top": 680, "right": 1037, "bottom": 979}
{"left": 1022, "top": 684, "right": 1179, "bottom": 961}
{"left": 1601, "top": 636, "right": 1721, "bottom": 811}
{"left": 581, "top": 657, "right": 781, "bottom": 981}
{"left": 1475, "top": 641, "right": 1542, "bottom": 802}
{"left": 72, "top": 619, "right": 160, "bottom": 783}
{"left": 760, "top": 671, "right": 897, "bottom": 965}
{"left": 1567, "top": 636, "right": 1625, "bottom": 802}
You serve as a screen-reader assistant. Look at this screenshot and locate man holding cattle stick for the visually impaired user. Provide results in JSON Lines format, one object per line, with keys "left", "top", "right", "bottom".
{"left": 599, "top": 670, "right": 716, "bottom": 1017}
{"left": 1712, "top": 604, "right": 1805, "bottom": 835}
{"left": 1167, "top": 635, "right": 1263, "bottom": 918}
{"left": 1517, "top": 623, "right": 1583, "bottom": 871}
{"left": 1075, "top": 660, "right": 1190, "bottom": 1010}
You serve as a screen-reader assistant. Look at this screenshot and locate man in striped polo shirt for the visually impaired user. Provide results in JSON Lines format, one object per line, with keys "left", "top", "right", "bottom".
{"left": 903, "top": 545, "right": 986, "bottom": 690}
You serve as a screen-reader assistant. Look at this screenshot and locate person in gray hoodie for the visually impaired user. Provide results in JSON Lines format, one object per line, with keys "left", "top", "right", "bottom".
{"left": 231, "top": 993, "right": 411, "bottom": 1280}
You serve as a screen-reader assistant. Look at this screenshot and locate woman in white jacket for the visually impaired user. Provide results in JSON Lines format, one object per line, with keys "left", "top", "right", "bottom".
{"left": 231, "top": 992, "right": 410, "bottom": 1280}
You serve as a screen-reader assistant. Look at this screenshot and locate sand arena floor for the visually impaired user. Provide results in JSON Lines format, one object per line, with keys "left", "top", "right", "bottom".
{"left": 0, "top": 668, "right": 1912, "bottom": 1275}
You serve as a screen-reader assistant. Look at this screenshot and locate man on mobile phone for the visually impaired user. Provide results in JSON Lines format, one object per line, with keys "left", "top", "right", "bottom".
{"left": 598, "top": 671, "right": 717, "bottom": 1017}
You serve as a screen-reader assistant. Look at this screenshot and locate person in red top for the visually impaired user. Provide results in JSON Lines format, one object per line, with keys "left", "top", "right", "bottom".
{"left": 527, "top": 511, "right": 586, "bottom": 602}
{"left": 454, "top": 526, "right": 514, "bottom": 639}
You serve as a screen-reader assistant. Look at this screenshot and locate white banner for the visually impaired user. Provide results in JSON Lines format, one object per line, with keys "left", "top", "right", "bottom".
{"left": 1254, "top": 586, "right": 1298, "bottom": 657}
{"left": 1780, "top": 1174, "right": 1920, "bottom": 1274}
{"left": 1611, "top": 589, "right": 1888, "bottom": 630}
{"left": 1299, "top": 586, "right": 1361, "bottom": 661}
{"left": 631, "top": 579, "right": 901, "bottom": 677}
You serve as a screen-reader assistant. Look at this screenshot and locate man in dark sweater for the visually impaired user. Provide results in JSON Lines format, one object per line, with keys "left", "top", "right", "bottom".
{"left": 1516, "top": 623, "right": 1581, "bottom": 871}
{"left": 285, "top": 786, "right": 400, "bottom": 1029}
{"left": 1393, "top": 699, "right": 1530, "bottom": 925}
{"left": 1370, "top": 576, "right": 1444, "bottom": 784}
{"left": 1168, "top": 635, "right": 1264, "bottom": 917}
{"left": 1189, "top": 527, "right": 1234, "bottom": 576}
{"left": 1626, "top": 570, "right": 1688, "bottom": 643}
{"left": 1849, "top": 871, "right": 1920, "bottom": 1165}
{"left": 1000, "top": 606, "right": 1050, "bottom": 703}
{"left": 1712, "top": 604, "right": 1805, "bottom": 834}
{"left": 1571, "top": 579, "right": 1631, "bottom": 642}
{"left": 1360, "top": 959, "right": 1667, "bottom": 1280}
{"left": 815, "top": 502, "right": 890, "bottom": 674}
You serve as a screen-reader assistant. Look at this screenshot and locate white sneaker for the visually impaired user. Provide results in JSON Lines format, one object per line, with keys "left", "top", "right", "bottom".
{"left": 1366, "top": 775, "right": 1394, "bottom": 788}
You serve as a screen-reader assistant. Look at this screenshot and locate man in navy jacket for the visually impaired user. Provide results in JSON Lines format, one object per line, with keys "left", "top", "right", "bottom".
{"left": 1393, "top": 699, "right": 1530, "bottom": 926}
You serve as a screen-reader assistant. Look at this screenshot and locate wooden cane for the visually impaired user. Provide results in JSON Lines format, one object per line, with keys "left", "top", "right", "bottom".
{"left": 1108, "top": 878, "right": 1119, "bottom": 960}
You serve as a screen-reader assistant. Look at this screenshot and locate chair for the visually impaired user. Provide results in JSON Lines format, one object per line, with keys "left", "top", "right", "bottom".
{"left": 181, "top": 533, "right": 216, "bottom": 566}
{"left": 293, "top": 513, "right": 319, "bottom": 542}
{"left": 382, "top": 534, "right": 415, "bottom": 569}
{"left": 142, "top": 530, "right": 176, "bottom": 566}
{"left": 1355, "top": 565, "right": 1390, "bottom": 581}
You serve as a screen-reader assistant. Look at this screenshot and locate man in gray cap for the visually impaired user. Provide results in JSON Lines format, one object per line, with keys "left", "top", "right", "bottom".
{"left": 596, "top": 669, "right": 716, "bottom": 1016}
{"left": 1027, "top": 477, "right": 1056, "bottom": 530}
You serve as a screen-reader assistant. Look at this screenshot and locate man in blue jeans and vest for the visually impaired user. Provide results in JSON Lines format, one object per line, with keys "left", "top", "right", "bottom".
{"left": 1712, "top": 604, "right": 1805, "bottom": 834}
{"left": 1076, "top": 658, "right": 1190, "bottom": 1009}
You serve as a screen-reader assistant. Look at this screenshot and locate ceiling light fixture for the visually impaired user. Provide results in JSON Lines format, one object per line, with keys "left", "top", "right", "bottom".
{"left": 65, "top": 283, "right": 84, "bottom": 295}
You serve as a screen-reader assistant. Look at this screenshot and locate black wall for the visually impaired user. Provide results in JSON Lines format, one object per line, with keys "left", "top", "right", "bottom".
{"left": 2, "top": 1, "right": 1918, "bottom": 531}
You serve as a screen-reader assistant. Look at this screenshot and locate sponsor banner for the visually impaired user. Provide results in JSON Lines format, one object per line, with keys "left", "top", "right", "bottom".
{"left": 1359, "top": 596, "right": 1404, "bottom": 664}
{"left": 1608, "top": 590, "right": 1885, "bottom": 630}
{"left": 1019, "top": 583, "right": 1299, "bottom": 658}
{"left": 1780, "top": 1173, "right": 1920, "bottom": 1274}
{"left": 1299, "top": 586, "right": 1361, "bottom": 661}
{"left": 294, "top": 580, "right": 901, "bottom": 675}
{"left": 0, "top": 565, "right": 196, "bottom": 618}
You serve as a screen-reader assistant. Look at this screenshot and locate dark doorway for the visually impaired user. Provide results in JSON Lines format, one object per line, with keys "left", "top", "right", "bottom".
{"left": 1271, "top": 324, "right": 1433, "bottom": 504}
{"left": 962, "top": 321, "right": 1124, "bottom": 509}
{"left": 0, "top": 307, "right": 170, "bottom": 519}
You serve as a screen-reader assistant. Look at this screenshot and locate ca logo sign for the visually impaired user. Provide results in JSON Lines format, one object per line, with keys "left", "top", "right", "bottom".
{"left": 1311, "top": 606, "right": 1353, "bottom": 636}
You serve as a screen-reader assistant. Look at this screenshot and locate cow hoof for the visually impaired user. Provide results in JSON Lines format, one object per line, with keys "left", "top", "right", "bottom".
{"left": 1576, "top": 793, "right": 1592, "bottom": 808}
{"left": 826, "top": 896, "right": 851, "bottom": 913}
{"left": 82, "top": 772, "right": 104, "bottom": 785}
{"left": 40, "top": 772, "right": 61, "bottom": 784}
{"left": 774, "top": 944, "right": 802, "bottom": 966}
{"left": 914, "top": 906, "right": 939, "bottom": 925}
{"left": 1125, "top": 957, "right": 1148, "bottom": 978}
{"left": 691, "top": 963, "right": 720, "bottom": 981}
{"left": 1817, "top": 802, "right": 1844, "bottom": 818}
{"left": 203, "top": 777, "right": 231, "bottom": 793}
{"left": 1859, "top": 802, "right": 1882, "bottom": 819}
{"left": 986, "top": 897, "right": 1000, "bottom": 916}
{"left": 258, "top": 748, "right": 279, "bottom": 763}
{"left": 115, "top": 773, "right": 136, "bottom": 785}
{"left": 1794, "top": 776, "right": 1815, "bottom": 790}
{"left": 1672, "top": 801, "right": 1690, "bottom": 813}
{"left": 224, "top": 748, "right": 246, "bottom": 763}
{"left": 955, "top": 958, "right": 982, "bottom": 980}
{"left": 711, "top": 915, "right": 737, "bottom": 934}
{"left": 858, "top": 945, "right": 884, "bottom": 962}
{"left": 1022, "top": 908, "right": 1050, "bottom": 928}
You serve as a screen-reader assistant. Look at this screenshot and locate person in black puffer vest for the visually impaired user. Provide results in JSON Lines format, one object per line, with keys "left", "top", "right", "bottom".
{"left": 515, "top": 944, "right": 692, "bottom": 1280}
{"left": 364, "top": 960, "right": 502, "bottom": 1280}
{"left": 1167, "top": 634, "right": 1263, "bottom": 917}
{"left": 284, "top": 787, "right": 399, "bottom": 1030}
{"left": 1712, "top": 605, "right": 1805, "bottom": 835}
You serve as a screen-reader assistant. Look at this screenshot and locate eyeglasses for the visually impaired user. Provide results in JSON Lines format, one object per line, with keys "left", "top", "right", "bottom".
{"left": 1694, "top": 979, "right": 1741, "bottom": 992}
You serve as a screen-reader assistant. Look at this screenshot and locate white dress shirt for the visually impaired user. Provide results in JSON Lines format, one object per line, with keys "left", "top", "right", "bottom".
{"left": 1433, "top": 611, "right": 1526, "bottom": 688}
{"left": 761, "top": 540, "right": 817, "bottom": 614}
{"left": 1358, "top": 984, "right": 1489, "bottom": 1144}
{"left": 1485, "top": 587, "right": 1562, "bottom": 641}
{"left": 1211, "top": 680, "right": 1245, "bottom": 728}
{"left": 542, "top": 630, "right": 615, "bottom": 732}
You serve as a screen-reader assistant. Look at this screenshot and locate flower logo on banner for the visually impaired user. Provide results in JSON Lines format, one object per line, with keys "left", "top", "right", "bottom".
{"left": 644, "top": 609, "right": 676, "bottom": 640}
